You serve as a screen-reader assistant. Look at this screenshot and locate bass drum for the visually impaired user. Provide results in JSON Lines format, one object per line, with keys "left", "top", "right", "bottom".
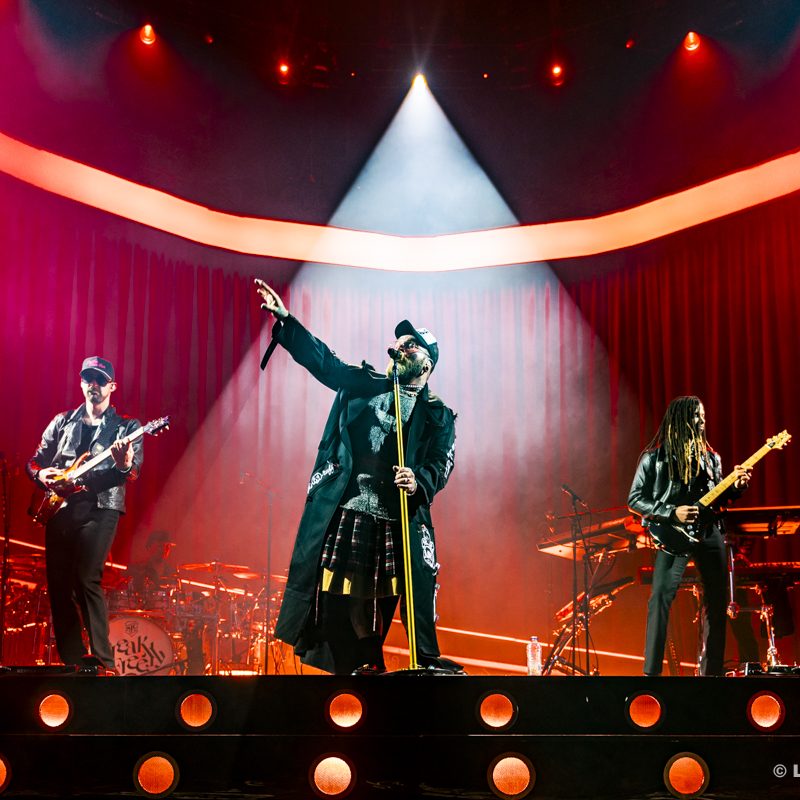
{"left": 109, "top": 615, "right": 184, "bottom": 676}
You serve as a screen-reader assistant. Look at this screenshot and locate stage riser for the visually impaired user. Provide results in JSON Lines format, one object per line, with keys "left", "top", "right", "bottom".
{"left": 0, "top": 675, "right": 796, "bottom": 799}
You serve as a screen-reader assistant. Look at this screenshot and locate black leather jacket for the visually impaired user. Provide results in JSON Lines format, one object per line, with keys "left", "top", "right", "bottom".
{"left": 628, "top": 447, "right": 724, "bottom": 527}
{"left": 27, "top": 406, "right": 143, "bottom": 513}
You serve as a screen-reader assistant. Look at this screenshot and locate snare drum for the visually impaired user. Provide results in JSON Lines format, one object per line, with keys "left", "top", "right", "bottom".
{"left": 109, "top": 615, "right": 181, "bottom": 676}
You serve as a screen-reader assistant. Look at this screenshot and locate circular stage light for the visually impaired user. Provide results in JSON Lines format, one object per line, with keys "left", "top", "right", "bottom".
{"left": 178, "top": 692, "right": 216, "bottom": 730}
{"left": 139, "top": 24, "right": 156, "bottom": 46}
{"left": 747, "top": 691, "right": 785, "bottom": 731}
{"left": 0, "top": 754, "right": 10, "bottom": 793}
{"left": 311, "top": 755, "right": 354, "bottom": 797}
{"left": 626, "top": 692, "right": 663, "bottom": 729}
{"left": 488, "top": 753, "right": 534, "bottom": 799}
{"left": 134, "top": 753, "right": 179, "bottom": 797}
{"left": 683, "top": 31, "right": 701, "bottom": 52}
{"left": 478, "top": 692, "right": 517, "bottom": 730}
{"left": 38, "top": 694, "right": 71, "bottom": 729}
{"left": 664, "top": 752, "right": 710, "bottom": 799}
{"left": 326, "top": 693, "right": 364, "bottom": 729}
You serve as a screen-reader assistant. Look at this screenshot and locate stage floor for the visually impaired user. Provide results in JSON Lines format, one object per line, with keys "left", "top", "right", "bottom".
{"left": 0, "top": 673, "right": 797, "bottom": 799}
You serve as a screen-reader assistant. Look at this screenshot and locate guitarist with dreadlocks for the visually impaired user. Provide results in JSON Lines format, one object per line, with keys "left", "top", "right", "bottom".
{"left": 628, "top": 396, "right": 751, "bottom": 676}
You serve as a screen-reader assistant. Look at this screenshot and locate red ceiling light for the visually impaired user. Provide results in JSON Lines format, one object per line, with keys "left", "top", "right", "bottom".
{"left": 139, "top": 24, "right": 156, "bottom": 46}
{"left": 549, "top": 62, "right": 565, "bottom": 86}
{"left": 683, "top": 31, "right": 701, "bottom": 51}
{"left": 277, "top": 61, "right": 291, "bottom": 85}
{"left": 625, "top": 38, "right": 635, "bottom": 49}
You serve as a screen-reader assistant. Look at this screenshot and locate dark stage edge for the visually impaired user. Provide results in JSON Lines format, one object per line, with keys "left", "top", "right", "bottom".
{"left": 0, "top": 674, "right": 797, "bottom": 799}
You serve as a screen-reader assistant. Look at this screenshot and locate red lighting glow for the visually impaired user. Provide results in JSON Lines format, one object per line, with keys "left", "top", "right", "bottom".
{"left": 277, "top": 61, "right": 291, "bottom": 85}
{"left": 664, "top": 753, "right": 709, "bottom": 799}
{"left": 747, "top": 692, "right": 785, "bottom": 731}
{"left": 327, "top": 693, "right": 364, "bottom": 729}
{"left": 683, "top": 31, "right": 701, "bottom": 51}
{"left": 135, "top": 753, "right": 179, "bottom": 797}
{"left": 488, "top": 754, "right": 534, "bottom": 799}
{"left": 139, "top": 24, "right": 156, "bottom": 46}
{"left": 38, "top": 694, "right": 71, "bottom": 728}
{"left": 178, "top": 693, "right": 215, "bottom": 729}
{"left": 311, "top": 756, "right": 354, "bottom": 797}
{"left": 627, "top": 693, "right": 662, "bottom": 728}
{"left": 479, "top": 693, "right": 517, "bottom": 730}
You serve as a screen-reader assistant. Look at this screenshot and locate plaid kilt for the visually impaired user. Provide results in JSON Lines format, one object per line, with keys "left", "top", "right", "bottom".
{"left": 320, "top": 508, "right": 400, "bottom": 598}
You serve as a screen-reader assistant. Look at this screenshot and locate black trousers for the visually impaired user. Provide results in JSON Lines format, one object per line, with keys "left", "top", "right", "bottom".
{"left": 644, "top": 528, "right": 728, "bottom": 676}
{"left": 45, "top": 498, "right": 120, "bottom": 668}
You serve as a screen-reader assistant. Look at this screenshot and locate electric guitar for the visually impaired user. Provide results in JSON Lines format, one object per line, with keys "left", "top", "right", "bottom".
{"left": 647, "top": 430, "right": 791, "bottom": 555}
{"left": 29, "top": 416, "right": 170, "bottom": 526}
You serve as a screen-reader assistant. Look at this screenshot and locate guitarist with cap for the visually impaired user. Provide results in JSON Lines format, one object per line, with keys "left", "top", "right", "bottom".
{"left": 628, "top": 396, "right": 751, "bottom": 676}
{"left": 26, "top": 356, "right": 143, "bottom": 673}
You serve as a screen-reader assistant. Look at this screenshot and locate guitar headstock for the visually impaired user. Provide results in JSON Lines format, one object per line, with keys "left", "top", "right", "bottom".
{"left": 766, "top": 430, "right": 791, "bottom": 450}
{"left": 144, "top": 416, "right": 171, "bottom": 436}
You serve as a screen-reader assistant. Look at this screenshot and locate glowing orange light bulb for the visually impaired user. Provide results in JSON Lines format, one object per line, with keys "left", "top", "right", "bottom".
{"left": 139, "top": 24, "right": 156, "bottom": 46}
{"left": 549, "top": 62, "right": 565, "bottom": 86}
{"left": 683, "top": 31, "right": 700, "bottom": 51}
{"left": 279, "top": 62, "right": 289, "bottom": 75}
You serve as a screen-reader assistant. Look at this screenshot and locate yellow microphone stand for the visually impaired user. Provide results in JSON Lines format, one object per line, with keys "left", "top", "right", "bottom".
{"left": 392, "top": 361, "right": 419, "bottom": 671}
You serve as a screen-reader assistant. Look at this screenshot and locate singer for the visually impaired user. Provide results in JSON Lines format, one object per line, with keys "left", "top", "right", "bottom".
{"left": 255, "top": 280, "right": 460, "bottom": 675}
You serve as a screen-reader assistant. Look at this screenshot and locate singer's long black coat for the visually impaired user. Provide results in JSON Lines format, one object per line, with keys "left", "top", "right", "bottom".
{"left": 271, "top": 315, "right": 456, "bottom": 673}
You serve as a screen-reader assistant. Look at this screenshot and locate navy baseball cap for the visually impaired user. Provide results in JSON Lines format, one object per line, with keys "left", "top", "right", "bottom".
{"left": 394, "top": 320, "right": 439, "bottom": 369}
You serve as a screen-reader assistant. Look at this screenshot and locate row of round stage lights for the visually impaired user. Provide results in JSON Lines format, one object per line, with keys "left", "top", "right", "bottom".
{"left": 135, "top": 23, "right": 705, "bottom": 87}
{"left": 0, "top": 685, "right": 788, "bottom": 799}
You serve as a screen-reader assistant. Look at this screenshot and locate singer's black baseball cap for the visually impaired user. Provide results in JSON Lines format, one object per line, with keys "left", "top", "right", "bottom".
{"left": 394, "top": 320, "right": 439, "bottom": 370}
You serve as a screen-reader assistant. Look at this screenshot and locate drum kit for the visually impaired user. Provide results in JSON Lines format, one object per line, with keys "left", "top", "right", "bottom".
{"left": 0, "top": 552, "right": 286, "bottom": 676}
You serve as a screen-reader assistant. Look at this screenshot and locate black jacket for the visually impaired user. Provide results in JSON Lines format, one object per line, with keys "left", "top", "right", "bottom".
{"left": 27, "top": 406, "right": 143, "bottom": 513}
{"left": 271, "top": 315, "right": 456, "bottom": 663}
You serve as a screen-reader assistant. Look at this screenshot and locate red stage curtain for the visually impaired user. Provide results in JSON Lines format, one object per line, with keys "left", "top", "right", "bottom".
{"left": 2, "top": 182, "right": 799, "bottom": 671}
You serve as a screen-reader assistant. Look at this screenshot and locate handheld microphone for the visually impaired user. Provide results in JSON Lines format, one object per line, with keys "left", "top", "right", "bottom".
{"left": 387, "top": 348, "right": 402, "bottom": 360}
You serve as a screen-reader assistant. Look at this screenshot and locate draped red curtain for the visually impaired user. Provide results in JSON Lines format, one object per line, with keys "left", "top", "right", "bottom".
{"left": 2, "top": 181, "right": 799, "bottom": 672}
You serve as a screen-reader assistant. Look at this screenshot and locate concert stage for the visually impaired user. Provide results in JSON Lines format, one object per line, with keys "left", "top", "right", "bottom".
{"left": 0, "top": 674, "right": 797, "bottom": 799}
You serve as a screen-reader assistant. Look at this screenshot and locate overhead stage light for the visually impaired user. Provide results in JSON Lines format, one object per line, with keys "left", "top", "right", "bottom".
{"left": 683, "top": 31, "right": 701, "bottom": 51}
{"left": 413, "top": 73, "right": 427, "bottom": 89}
{"left": 139, "top": 24, "right": 156, "bottom": 46}
{"left": 278, "top": 61, "right": 291, "bottom": 85}
{"left": 549, "top": 62, "right": 565, "bottom": 86}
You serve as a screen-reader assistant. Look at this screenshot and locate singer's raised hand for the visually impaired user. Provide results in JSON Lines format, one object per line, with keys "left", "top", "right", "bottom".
{"left": 255, "top": 279, "right": 289, "bottom": 319}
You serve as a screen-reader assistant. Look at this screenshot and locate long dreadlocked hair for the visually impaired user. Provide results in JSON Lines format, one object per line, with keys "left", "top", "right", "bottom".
{"left": 644, "top": 396, "right": 713, "bottom": 485}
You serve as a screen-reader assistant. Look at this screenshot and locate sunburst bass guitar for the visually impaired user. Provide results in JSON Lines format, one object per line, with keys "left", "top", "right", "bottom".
{"left": 647, "top": 430, "right": 791, "bottom": 555}
{"left": 29, "top": 416, "right": 170, "bottom": 526}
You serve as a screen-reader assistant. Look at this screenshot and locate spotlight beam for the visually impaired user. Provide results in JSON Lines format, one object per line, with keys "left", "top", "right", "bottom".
{"left": 2, "top": 130, "right": 800, "bottom": 270}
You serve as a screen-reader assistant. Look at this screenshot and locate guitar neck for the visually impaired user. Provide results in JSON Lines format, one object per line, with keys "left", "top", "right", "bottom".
{"left": 699, "top": 443, "right": 772, "bottom": 507}
{"left": 70, "top": 426, "right": 145, "bottom": 479}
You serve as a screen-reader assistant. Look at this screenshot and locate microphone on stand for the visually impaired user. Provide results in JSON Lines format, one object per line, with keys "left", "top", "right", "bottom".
{"left": 387, "top": 347, "right": 402, "bottom": 360}
{"left": 561, "top": 483, "right": 589, "bottom": 509}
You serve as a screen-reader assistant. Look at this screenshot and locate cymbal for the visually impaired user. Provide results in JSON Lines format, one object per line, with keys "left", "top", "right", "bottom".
{"left": 178, "top": 562, "right": 265, "bottom": 581}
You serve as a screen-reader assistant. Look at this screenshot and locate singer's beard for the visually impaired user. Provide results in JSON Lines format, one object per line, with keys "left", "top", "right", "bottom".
{"left": 385, "top": 356, "right": 427, "bottom": 383}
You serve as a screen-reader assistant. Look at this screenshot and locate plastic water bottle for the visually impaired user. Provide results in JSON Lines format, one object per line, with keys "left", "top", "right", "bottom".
{"left": 526, "top": 635, "right": 542, "bottom": 676}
